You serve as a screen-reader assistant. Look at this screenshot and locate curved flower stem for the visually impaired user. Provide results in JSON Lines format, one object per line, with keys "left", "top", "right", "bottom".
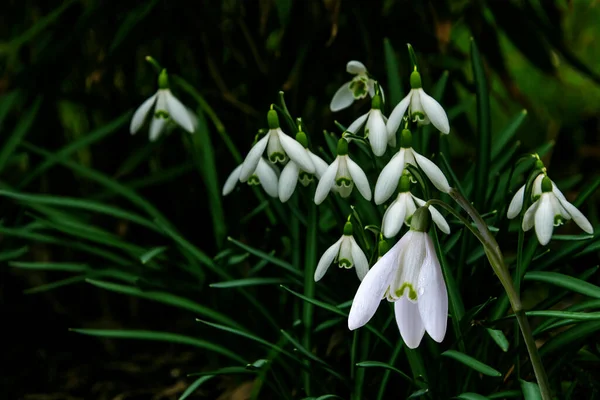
{"left": 447, "top": 188, "right": 552, "bottom": 400}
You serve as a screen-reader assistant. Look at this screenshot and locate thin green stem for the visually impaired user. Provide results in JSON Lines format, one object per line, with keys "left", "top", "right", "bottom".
{"left": 302, "top": 201, "right": 317, "bottom": 396}
{"left": 448, "top": 188, "right": 552, "bottom": 400}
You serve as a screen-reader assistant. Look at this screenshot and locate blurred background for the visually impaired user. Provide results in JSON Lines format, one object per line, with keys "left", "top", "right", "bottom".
{"left": 1, "top": 0, "right": 599, "bottom": 399}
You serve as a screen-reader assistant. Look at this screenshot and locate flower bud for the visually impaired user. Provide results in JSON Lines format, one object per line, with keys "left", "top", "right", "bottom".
{"left": 296, "top": 131, "right": 309, "bottom": 148}
{"left": 410, "top": 70, "right": 422, "bottom": 89}
{"left": 158, "top": 69, "right": 169, "bottom": 89}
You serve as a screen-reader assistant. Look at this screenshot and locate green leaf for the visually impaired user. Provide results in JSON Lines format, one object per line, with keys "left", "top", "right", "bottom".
{"left": 355, "top": 361, "right": 412, "bottom": 383}
{"left": 539, "top": 321, "right": 600, "bottom": 357}
{"left": 442, "top": 350, "right": 502, "bottom": 377}
{"left": 109, "top": 0, "right": 160, "bottom": 52}
{"left": 0, "top": 97, "right": 42, "bottom": 174}
{"left": 520, "top": 379, "right": 542, "bottom": 400}
{"left": 491, "top": 110, "right": 527, "bottom": 160}
{"left": 179, "top": 375, "right": 214, "bottom": 400}
{"left": 71, "top": 329, "right": 245, "bottom": 363}
{"left": 486, "top": 328, "right": 509, "bottom": 352}
{"left": 228, "top": 237, "right": 301, "bottom": 278}
{"left": 210, "top": 277, "right": 286, "bottom": 288}
{"left": 0, "top": 246, "right": 28, "bottom": 262}
{"left": 470, "top": 38, "right": 491, "bottom": 210}
{"left": 140, "top": 246, "right": 168, "bottom": 264}
{"left": 524, "top": 271, "right": 600, "bottom": 299}
{"left": 383, "top": 38, "right": 402, "bottom": 107}
{"left": 455, "top": 393, "right": 491, "bottom": 400}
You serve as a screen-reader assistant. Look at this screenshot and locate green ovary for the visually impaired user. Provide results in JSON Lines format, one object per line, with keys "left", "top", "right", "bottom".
{"left": 395, "top": 283, "right": 418, "bottom": 301}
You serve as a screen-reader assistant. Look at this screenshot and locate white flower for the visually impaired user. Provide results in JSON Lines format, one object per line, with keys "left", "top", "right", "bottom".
{"left": 130, "top": 70, "right": 196, "bottom": 141}
{"left": 347, "top": 94, "right": 389, "bottom": 156}
{"left": 374, "top": 130, "right": 450, "bottom": 205}
{"left": 314, "top": 139, "right": 371, "bottom": 205}
{"left": 239, "top": 110, "right": 315, "bottom": 182}
{"left": 330, "top": 61, "right": 378, "bottom": 112}
{"left": 382, "top": 192, "right": 450, "bottom": 238}
{"left": 279, "top": 147, "right": 328, "bottom": 202}
{"left": 222, "top": 158, "right": 279, "bottom": 198}
{"left": 314, "top": 222, "right": 369, "bottom": 282}
{"left": 508, "top": 174, "right": 593, "bottom": 245}
{"left": 386, "top": 71, "right": 449, "bottom": 136}
{"left": 348, "top": 209, "right": 448, "bottom": 349}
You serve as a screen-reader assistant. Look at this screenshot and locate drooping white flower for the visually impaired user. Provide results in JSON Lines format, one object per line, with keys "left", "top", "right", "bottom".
{"left": 130, "top": 69, "right": 197, "bottom": 141}
{"left": 314, "top": 221, "right": 369, "bottom": 282}
{"left": 330, "top": 61, "right": 378, "bottom": 112}
{"left": 387, "top": 70, "right": 449, "bottom": 136}
{"left": 314, "top": 139, "right": 372, "bottom": 205}
{"left": 374, "top": 129, "right": 450, "bottom": 204}
{"left": 239, "top": 110, "right": 315, "bottom": 182}
{"left": 348, "top": 207, "right": 448, "bottom": 349}
{"left": 347, "top": 93, "right": 389, "bottom": 157}
{"left": 508, "top": 174, "right": 593, "bottom": 245}
{"left": 278, "top": 131, "right": 328, "bottom": 202}
{"left": 222, "top": 157, "right": 279, "bottom": 198}
{"left": 382, "top": 173, "right": 450, "bottom": 238}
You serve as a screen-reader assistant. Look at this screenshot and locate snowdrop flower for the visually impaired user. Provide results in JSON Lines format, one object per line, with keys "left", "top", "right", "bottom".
{"left": 382, "top": 173, "right": 450, "bottom": 238}
{"left": 387, "top": 70, "right": 449, "bottom": 136}
{"left": 314, "top": 221, "right": 369, "bottom": 282}
{"left": 330, "top": 61, "right": 378, "bottom": 112}
{"left": 279, "top": 131, "right": 328, "bottom": 202}
{"left": 130, "top": 69, "right": 197, "bottom": 141}
{"left": 347, "top": 93, "right": 389, "bottom": 156}
{"left": 508, "top": 174, "right": 593, "bottom": 245}
{"left": 222, "top": 157, "right": 279, "bottom": 198}
{"left": 239, "top": 109, "right": 315, "bottom": 182}
{"left": 348, "top": 207, "right": 448, "bottom": 349}
{"left": 314, "top": 138, "right": 372, "bottom": 205}
{"left": 375, "top": 129, "right": 450, "bottom": 204}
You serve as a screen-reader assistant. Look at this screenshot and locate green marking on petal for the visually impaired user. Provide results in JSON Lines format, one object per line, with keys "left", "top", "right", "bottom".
{"left": 268, "top": 152, "right": 287, "bottom": 164}
{"left": 336, "top": 177, "right": 352, "bottom": 187}
{"left": 338, "top": 258, "right": 353, "bottom": 269}
{"left": 248, "top": 175, "right": 260, "bottom": 186}
{"left": 411, "top": 111, "right": 426, "bottom": 123}
{"left": 155, "top": 110, "right": 169, "bottom": 119}
{"left": 349, "top": 76, "right": 369, "bottom": 99}
{"left": 554, "top": 215, "right": 565, "bottom": 226}
{"left": 298, "top": 171, "right": 313, "bottom": 186}
{"left": 395, "top": 283, "right": 418, "bottom": 301}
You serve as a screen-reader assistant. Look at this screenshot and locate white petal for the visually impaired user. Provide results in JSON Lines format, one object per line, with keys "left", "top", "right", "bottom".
{"left": 330, "top": 83, "right": 354, "bottom": 112}
{"left": 395, "top": 297, "right": 426, "bottom": 349}
{"left": 349, "top": 237, "right": 369, "bottom": 281}
{"left": 348, "top": 238, "right": 401, "bottom": 330}
{"left": 366, "top": 110, "right": 388, "bottom": 157}
{"left": 374, "top": 150, "right": 406, "bottom": 205}
{"left": 256, "top": 158, "right": 279, "bottom": 197}
{"left": 278, "top": 161, "right": 300, "bottom": 202}
{"left": 314, "top": 158, "right": 339, "bottom": 205}
{"left": 418, "top": 89, "right": 449, "bottom": 134}
{"left": 277, "top": 130, "right": 315, "bottom": 174}
{"left": 507, "top": 185, "right": 526, "bottom": 219}
{"left": 346, "top": 157, "right": 372, "bottom": 201}
{"left": 314, "top": 237, "right": 343, "bottom": 282}
{"left": 164, "top": 90, "right": 195, "bottom": 133}
{"left": 417, "top": 235, "right": 448, "bottom": 343}
{"left": 222, "top": 164, "right": 242, "bottom": 196}
{"left": 240, "top": 134, "right": 270, "bottom": 182}
{"left": 382, "top": 197, "right": 408, "bottom": 238}
{"left": 367, "top": 79, "right": 375, "bottom": 98}
{"left": 185, "top": 106, "right": 199, "bottom": 131}
{"left": 347, "top": 112, "right": 369, "bottom": 134}
{"left": 413, "top": 196, "right": 451, "bottom": 234}
{"left": 534, "top": 195, "right": 554, "bottom": 245}
{"left": 308, "top": 152, "right": 329, "bottom": 179}
{"left": 522, "top": 201, "right": 539, "bottom": 232}
{"left": 386, "top": 92, "right": 412, "bottom": 138}
{"left": 532, "top": 174, "right": 545, "bottom": 198}
{"left": 556, "top": 197, "right": 594, "bottom": 234}
{"left": 149, "top": 117, "right": 167, "bottom": 141}
{"left": 347, "top": 61, "right": 367, "bottom": 74}
{"left": 412, "top": 151, "right": 451, "bottom": 193}
{"left": 130, "top": 93, "right": 157, "bottom": 134}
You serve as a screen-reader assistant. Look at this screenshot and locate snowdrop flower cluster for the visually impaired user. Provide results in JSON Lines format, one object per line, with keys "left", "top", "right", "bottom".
{"left": 130, "top": 69, "right": 197, "bottom": 141}
{"left": 507, "top": 164, "right": 593, "bottom": 245}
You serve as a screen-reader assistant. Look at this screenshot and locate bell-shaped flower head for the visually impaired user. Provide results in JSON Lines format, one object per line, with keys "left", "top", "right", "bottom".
{"left": 314, "top": 221, "right": 369, "bottom": 282}
{"left": 222, "top": 157, "right": 279, "bottom": 198}
{"left": 314, "top": 138, "right": 372, "bottom": 205}
{"left": 130, "top": 69, "right": 197, "bottom": 141}
{"left": 347, "top": 93, "right": 389, "bottom": 157}
{"left": 387, "top": 70, "right": 449, "bottom": 136}
{"left": 330, "top": 61, "right": 378, "bottom": 112}
{"left": 348, "top": 207, "right": 448, "bottom": 348}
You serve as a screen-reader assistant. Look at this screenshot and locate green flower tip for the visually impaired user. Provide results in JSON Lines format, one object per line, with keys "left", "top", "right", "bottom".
{"left": 343, "top": 221, "right": 353, "bottom": 236}
{"left": 378, "top": 238, "right": 390, "bottom": 256}
{"left": 267, "top": 109, "right": 280, "bottom": 129}
{"left": 534, "top": 159, "right": 545, "bottom": 171}
{"left": 541, "top": 176, "right": 553, "bottom": 193}
{"left": 400, "top": 129, "right": 413, "bottom": 148}
{"left": 337, "top": 138, "right": 349, "bottom": 156}
{"left": 398, "top": 174, "right": 411, "bottom": 192}
{"left": 158, "top": 69, "right": 169, "bottom": 89}
{"left": 371, "top": 94, "right": 383, "bottom": 110}
{"left": 410, "top": 70, "right": 422, "bottom": 89}
{"left": 410, "top": 206, "right": 431, "bottom": 232}
{"left": 295, "top": 131, "right": 308, "bottom": 148}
